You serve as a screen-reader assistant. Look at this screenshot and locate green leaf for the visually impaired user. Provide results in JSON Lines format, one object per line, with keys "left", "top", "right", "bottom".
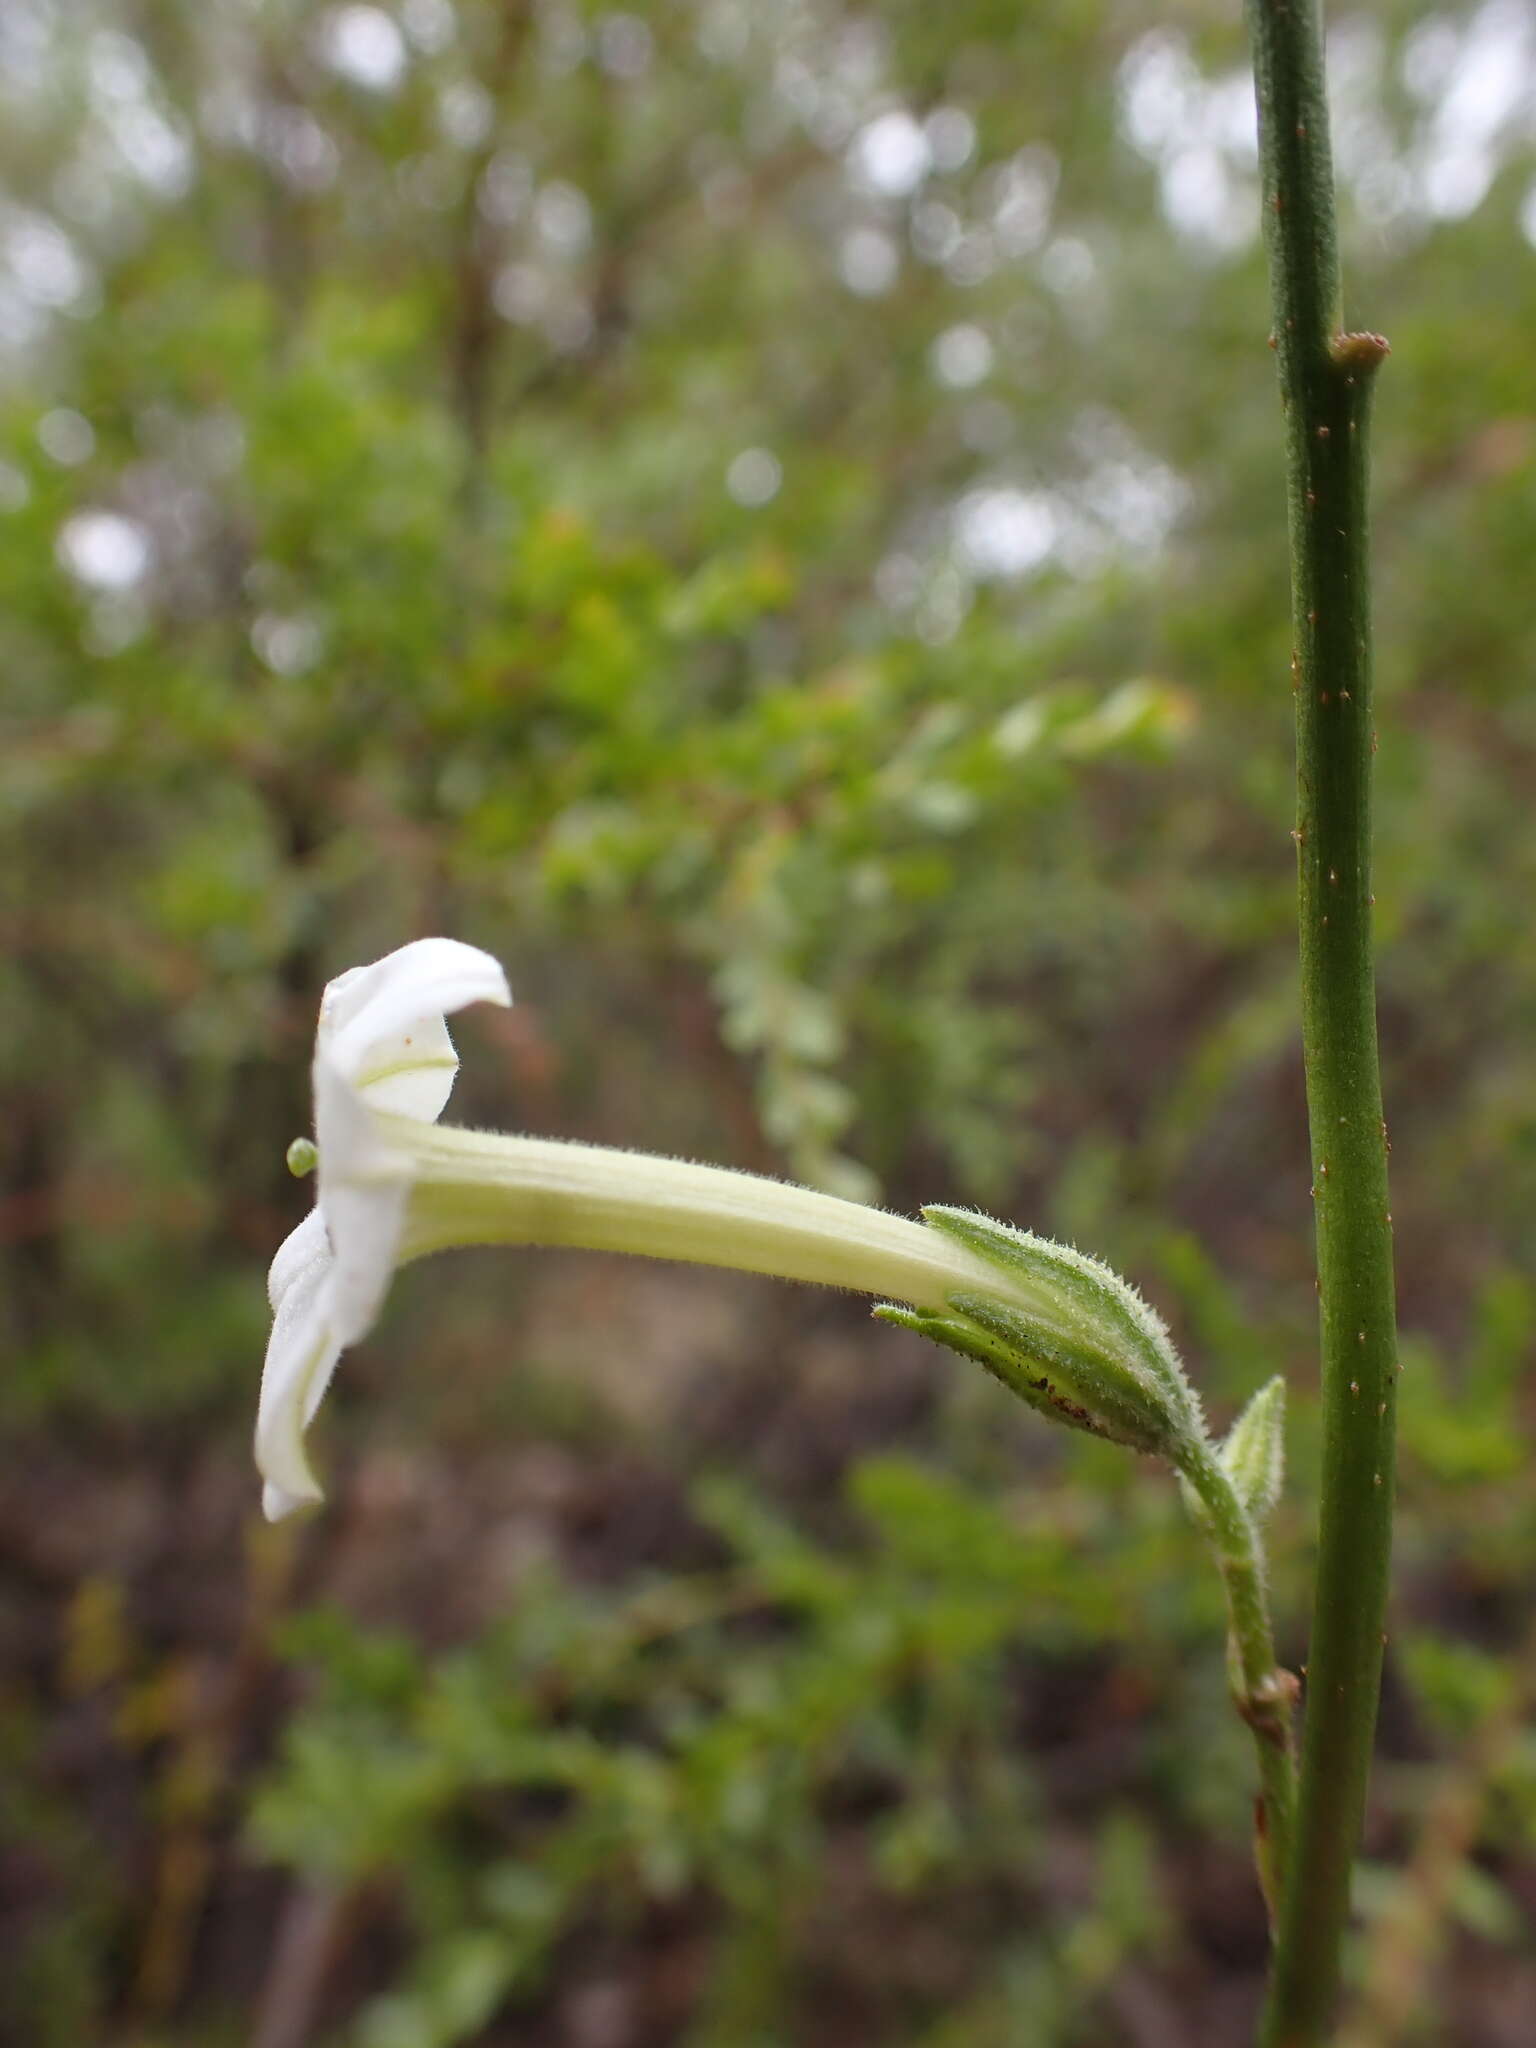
{"left": 1217, "top": 1377, "right": 1286, "bottom": 1526}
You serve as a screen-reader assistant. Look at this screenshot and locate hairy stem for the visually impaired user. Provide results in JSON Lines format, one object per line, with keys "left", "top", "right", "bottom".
{"left": 1242, "top": 0, "right": 1400, "bottom": 2038}
{"left": 1180, "top": 1444, "right": 1298, "bottom": 1923}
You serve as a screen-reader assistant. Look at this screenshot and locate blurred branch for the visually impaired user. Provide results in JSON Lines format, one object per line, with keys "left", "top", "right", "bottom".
{"left": 448, "top": 2, "right": 534, "bottom": 515}
{"left": 1338, "top": 1623, "right": 1536, "bottom": 2048}
{"left": 252, "top": 1881, "right": 357, "bottom": 2048}
{"left": 127, "top": 1522, "right": 300, "bottom": 2026}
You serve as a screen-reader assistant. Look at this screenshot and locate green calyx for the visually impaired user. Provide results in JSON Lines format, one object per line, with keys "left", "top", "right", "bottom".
{"left": 878, "top": 1206, "right": 1206, "bottom": 1462}
{"left": 876, "top": 1299, "right": 1168, "bottom": 1454}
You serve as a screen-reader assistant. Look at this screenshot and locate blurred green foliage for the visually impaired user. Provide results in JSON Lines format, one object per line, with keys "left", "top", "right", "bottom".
{"left": 251, "top": 1455, "right": 1190, "bottom": 2048}
{"left": 6, "top": 0, "right": 1536, "bottom": 2040}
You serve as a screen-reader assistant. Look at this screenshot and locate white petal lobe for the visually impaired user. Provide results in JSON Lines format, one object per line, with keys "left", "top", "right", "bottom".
{"left": 321, "top": 939, "right": 510, "bottom": 1094}
{"left": 267, "top": 1204, "right": 330, "bottom": 1310}
{"left": 256, "top": 1213, "right": 342, "bottom": 1519}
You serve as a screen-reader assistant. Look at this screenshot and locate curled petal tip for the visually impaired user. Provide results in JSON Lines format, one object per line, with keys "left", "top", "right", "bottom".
{"left": 321, "top": 939, "right": 511, "bottom": 1122}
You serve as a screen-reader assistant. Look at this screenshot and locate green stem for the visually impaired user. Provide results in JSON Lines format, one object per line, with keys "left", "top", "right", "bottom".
{"left": 1242, "top": 0, "right": 1399, "bottom": 2038}
{"left": 1180, "top": 1443, "right": 1298, "bottom": 1924}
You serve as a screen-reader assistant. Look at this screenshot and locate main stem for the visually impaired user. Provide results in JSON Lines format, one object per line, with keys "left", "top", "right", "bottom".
{"left": 1243, "top": 1, "right": 1399, "bottom": 2040}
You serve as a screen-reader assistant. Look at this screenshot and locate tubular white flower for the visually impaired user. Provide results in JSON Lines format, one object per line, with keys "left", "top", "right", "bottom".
{"left": 256, "top": 943, "right": 1196, "bottom": 1522}
{"left": 255, "top": 939, "right": 512, "bottom": 1520}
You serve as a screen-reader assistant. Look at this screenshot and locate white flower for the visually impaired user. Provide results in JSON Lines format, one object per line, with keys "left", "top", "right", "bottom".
{"left": 257, "top": 943, "right": 1191, "bottom": 1523}
{"left": 255, "top": 939, "right": 512, "bottom": 1520}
